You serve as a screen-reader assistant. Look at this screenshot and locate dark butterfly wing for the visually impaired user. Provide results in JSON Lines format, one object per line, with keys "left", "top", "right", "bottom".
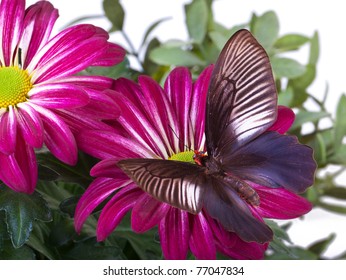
{"left": 203, "top": 176, "right": 273, "bottom": 243}
{"left": 223, "top": 131, "right": 316, "bottom": 193}
{"left": 117, "top": 158, "right": 207, "bottom": 214}
{"left": 205, "top": 29, "right": 277, "bottom": 158}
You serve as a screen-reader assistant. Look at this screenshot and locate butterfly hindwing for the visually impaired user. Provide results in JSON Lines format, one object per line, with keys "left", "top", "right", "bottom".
{"left": 203, "top": 176, "right": 273, "bottom": 243}
{"left": 117, "top": 158, "right": 207, "bottom": 214}
{"left": 206, "top": 29, "right": 277, "bottom": 158}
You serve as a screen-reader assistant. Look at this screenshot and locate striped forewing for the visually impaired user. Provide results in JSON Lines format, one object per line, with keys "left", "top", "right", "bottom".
{"left": 206, "top": 29, "right": 277, "bottom": 158}
{"left": 117, "top": 158, "right": 207, "bottom": 214}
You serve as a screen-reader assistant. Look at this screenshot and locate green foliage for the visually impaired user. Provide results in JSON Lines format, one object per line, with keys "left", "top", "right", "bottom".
{"left": 1, "top": 0, "right": 345, "bottom": 260}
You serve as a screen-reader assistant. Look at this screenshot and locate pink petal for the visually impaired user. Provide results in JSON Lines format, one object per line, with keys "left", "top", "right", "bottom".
{"left": 74, "top": 177, "right": 128, "bottom": 233}
{"left": 28, "top": 103, "right": 77, "bottom": 165}
{"left": 69, "top": 89, "right": 119, "bottom": 120}
{"left": 96, "top": 185, "right": 143, "bottom": 241}
{"left": 159, "top": 208, "right": 190, "bottom": 260}
{"left": 28, "top": 25, "right": 118, "bottom": 83}
{"left": 76, "top": 130, "right": 153, "bottom": 160}
{"left": 0, "top": 0, "right": 24, "bottom": 66}
{"left": 52, "top": 75, "right": 115, "bottom": 90}
{"left": 29, "top": 83, "right": 89, "bottom": 109}
{"left": 90, "top": 159, "right": 130, "bottom": 179}
{"left": 53, "top": 109, "right": 113, "bottom": 134}
{"left": 20, "top": 1, "right": 58, "bottom": 68}
{"left": 111, "top": 90, "right": 168, "bottom": 158}
{"left": 131, "top": 193, "right": 170, "bottom": 233}
{"left": 138, "top": 76, "right": 180, "bottom": 154}
{"left": 0, "top": 106, "right": 17, "bottom": 154}
{"left": 268, "top": 106, "right": 295, "bottom": 134}
{"left": 0, "top": 134, "right": 37, "bottom": 193}
{"left": 190, "top": 65, "right": 213, "bottom": 148}
{"left": 90, "top": 42, "right": 125, "bottom": 67}
{"left": 218, "top": 234, "right": 267, "bottom": 260}
{"left": 189, "top": 213, "right": 216, "bottom": 259}
{"left": 252, "top": 184, "right": 313, "bottom": 219}
{"left": 164, "top": 67, "right": 193, "bottom": 150}
{"left": 16, "top": 103, "right": 44, "bottom": 148}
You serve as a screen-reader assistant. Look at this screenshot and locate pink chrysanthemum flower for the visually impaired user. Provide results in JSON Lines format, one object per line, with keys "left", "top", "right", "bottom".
{"left": 0, "top": 0, "right": 125, "bottom": 193}
{"left": 75, "top": 66, "right": 312, "bottom": 260}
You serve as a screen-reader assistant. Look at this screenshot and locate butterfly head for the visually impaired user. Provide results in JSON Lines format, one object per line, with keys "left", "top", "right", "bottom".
{"left": 193, "top": 150, "right": 208, "bottom": 166}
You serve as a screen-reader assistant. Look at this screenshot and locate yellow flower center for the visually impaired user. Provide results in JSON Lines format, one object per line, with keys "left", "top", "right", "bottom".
{"left": 0, "top": 66, "right": 32, "bottom": 108}
{"left": 168, "top": 150, "right": 195, "bottom": 164}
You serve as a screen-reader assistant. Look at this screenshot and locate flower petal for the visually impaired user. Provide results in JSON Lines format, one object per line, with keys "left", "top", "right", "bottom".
{"left": 90, "top": 42, "right": 125, "bottom": 67}
{"left": 252, "top": 184, "right": 313, "bottom": 219}
{"left": 164, "top": 67, "right": 193, "bottom": 150}
{"left": 268, "top": 106, "right": 295, "bottom": 134}
{"left": 159, "top": 208, "right": 190, "bottom": 260}
{"left": 29, "top": 83, "right": 89, "bottom": 109}
{"left": 19, "top": 1, "right": 58, "bottom": 68}
{"left": 77, "top": 130, "right": 153, "bottom": 160}
{"left": 27, "top": 25, "right": 118, "bottom": 83}
{"left": 218, "top": 234, "right": 267, "bottom": 260}
{"left": 132, "top": 193, "right": 170, "bottom": 233}
{"left": 0, "top": 0, "right": 25, "bottom": 66}
{"left": 90, "top": 159, "right": 130, "bottom": 179}
{"left": 0, "top": 134, "right": 37, "bottom": 193}
{"left": 189, "top": 213, "right": 216, "bottom": 259}
{"left": 16, "top": 102, "right": 44, "bottom": 148}
{"left": 0, "top": 106, "right": 17, "bottom": 154}
{"left": 190, "top": 65, "right": 213, "bottom": 148}
{"left": 96, "top": 185, "right": 142, "bottom": 241}
{"left": 74, "top": 177, "right": 128, "bottom": 233}
{"left": 28, "top": 103, "right": 77, "bottom": 165}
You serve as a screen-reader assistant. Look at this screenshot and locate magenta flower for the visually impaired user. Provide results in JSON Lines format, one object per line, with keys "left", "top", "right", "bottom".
{"left": 0, "top": 0, "right": 125, "bottom": 193}
{"left": 75, "top": 66, "right": 313, "bottom": 259}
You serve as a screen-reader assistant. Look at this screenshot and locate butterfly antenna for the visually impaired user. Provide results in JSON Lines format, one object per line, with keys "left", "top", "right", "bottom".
{"left": 168, "top": 124, "right": 190, "bottom": 151}
{"left": 18, "top": 48, "right": 22, "bottom": 68}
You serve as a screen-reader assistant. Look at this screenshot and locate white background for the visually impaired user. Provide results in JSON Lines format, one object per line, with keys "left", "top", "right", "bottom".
{"left": 25, "top": 0, "right": 346, "bottom": 258}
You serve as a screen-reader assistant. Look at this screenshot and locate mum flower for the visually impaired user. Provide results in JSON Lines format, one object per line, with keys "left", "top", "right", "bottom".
{"left": 75, "top": 66, "right": 314, "bottom": 259}
{"left": 0, "top": 0, "right": 125, "bottom": 193}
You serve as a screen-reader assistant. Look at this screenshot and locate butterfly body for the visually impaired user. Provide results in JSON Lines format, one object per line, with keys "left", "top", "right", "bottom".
{"left": 118, "top": 29, "right": 316, "bottom": 244}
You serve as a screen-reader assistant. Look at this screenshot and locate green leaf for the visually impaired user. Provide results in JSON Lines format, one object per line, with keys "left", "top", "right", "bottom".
{"left": 209, "top": 31, "right": 228, "bottom": 51}
{"left": 310, "top": 133, "right": 327, "bottom": 165}
{"left": 63, "top": 238, "right": 125, "bottom": 260}
{"left": 0, "top": 241, "right": 35, "bottom": 260}
{"left": 317, "top": 201, "right": 346, "bottom": 214}
{"left": 274, "top": 34, "right": 309, "bottom": 52}
{"left": 290, "top": 111, "right": 330, "bottom": 131}
{"left": 140, "top": 17, "right": 171, "bottom": 50}
{"left": 38, "top": 164, "right": 60, "bottom": 181}
{"left": 309, "top": 31, "right": 319, "bottom": 65}
{"left": 103, "top": 0, "right": 125, "bottom": 31}
{"left": 0, "top": 186, "right": 52, "bottom": 248}
{"left": 251, "top": 11, "right": 279, "bottom": 50}
{"left": 36, "top": 152, "right": 95, "bottom": 187}
{"left": 185, "top": 0, "right": 209, "bottom": 43}
{"left": 26, "top": 221, "right": 59, "bottom": 260}
{"left": 329, "top": 144, "right": 346, "bottom": 165}
{"left": 0, "top": 211, "right": 8, "bottom": 249}
{"left": 86, "top": 58, "right": 133, "bottom": 79}
{"left": 149, "top": 46, "right": 205, "bottom": 67}
{"left": 114, "top": 214, "right": 162, "bottom": 259}
{"left": 267, "top": 246, "right": 318, "bottom": 260}
{"left": 334, "top": 94, "right": 346, "bottom": 150}
{"left": 271, "top": 57, "right": 306, "bottom": 79}
{"left": 289, "top": 64, "right": 316, "bottom": 90}
{"left": 308, "top": 233, "right": 336, "bottom": 256}
{"left": 324, "top": 187, "right": 346, "bottom": 200}
{"left": 278, "top": 87, "right": 294, "bottom": 107}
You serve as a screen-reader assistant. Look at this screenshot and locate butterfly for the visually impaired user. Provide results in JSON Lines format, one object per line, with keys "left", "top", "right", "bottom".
{"left": 117, "top": 29, "right": 316, "bottom": 244}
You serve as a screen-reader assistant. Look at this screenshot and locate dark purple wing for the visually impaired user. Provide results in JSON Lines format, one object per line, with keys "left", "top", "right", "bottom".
{"left": 206, "top": 29, "right": 277, "bottom": 158}
{"left": 203, "top": 176, "right": 273, "bottom": 243}
{"left": 223, "top": 131, "right": 316, "bottom": 193}
{"left": 117, "top": 158, "right": 207, "bottom": 214}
